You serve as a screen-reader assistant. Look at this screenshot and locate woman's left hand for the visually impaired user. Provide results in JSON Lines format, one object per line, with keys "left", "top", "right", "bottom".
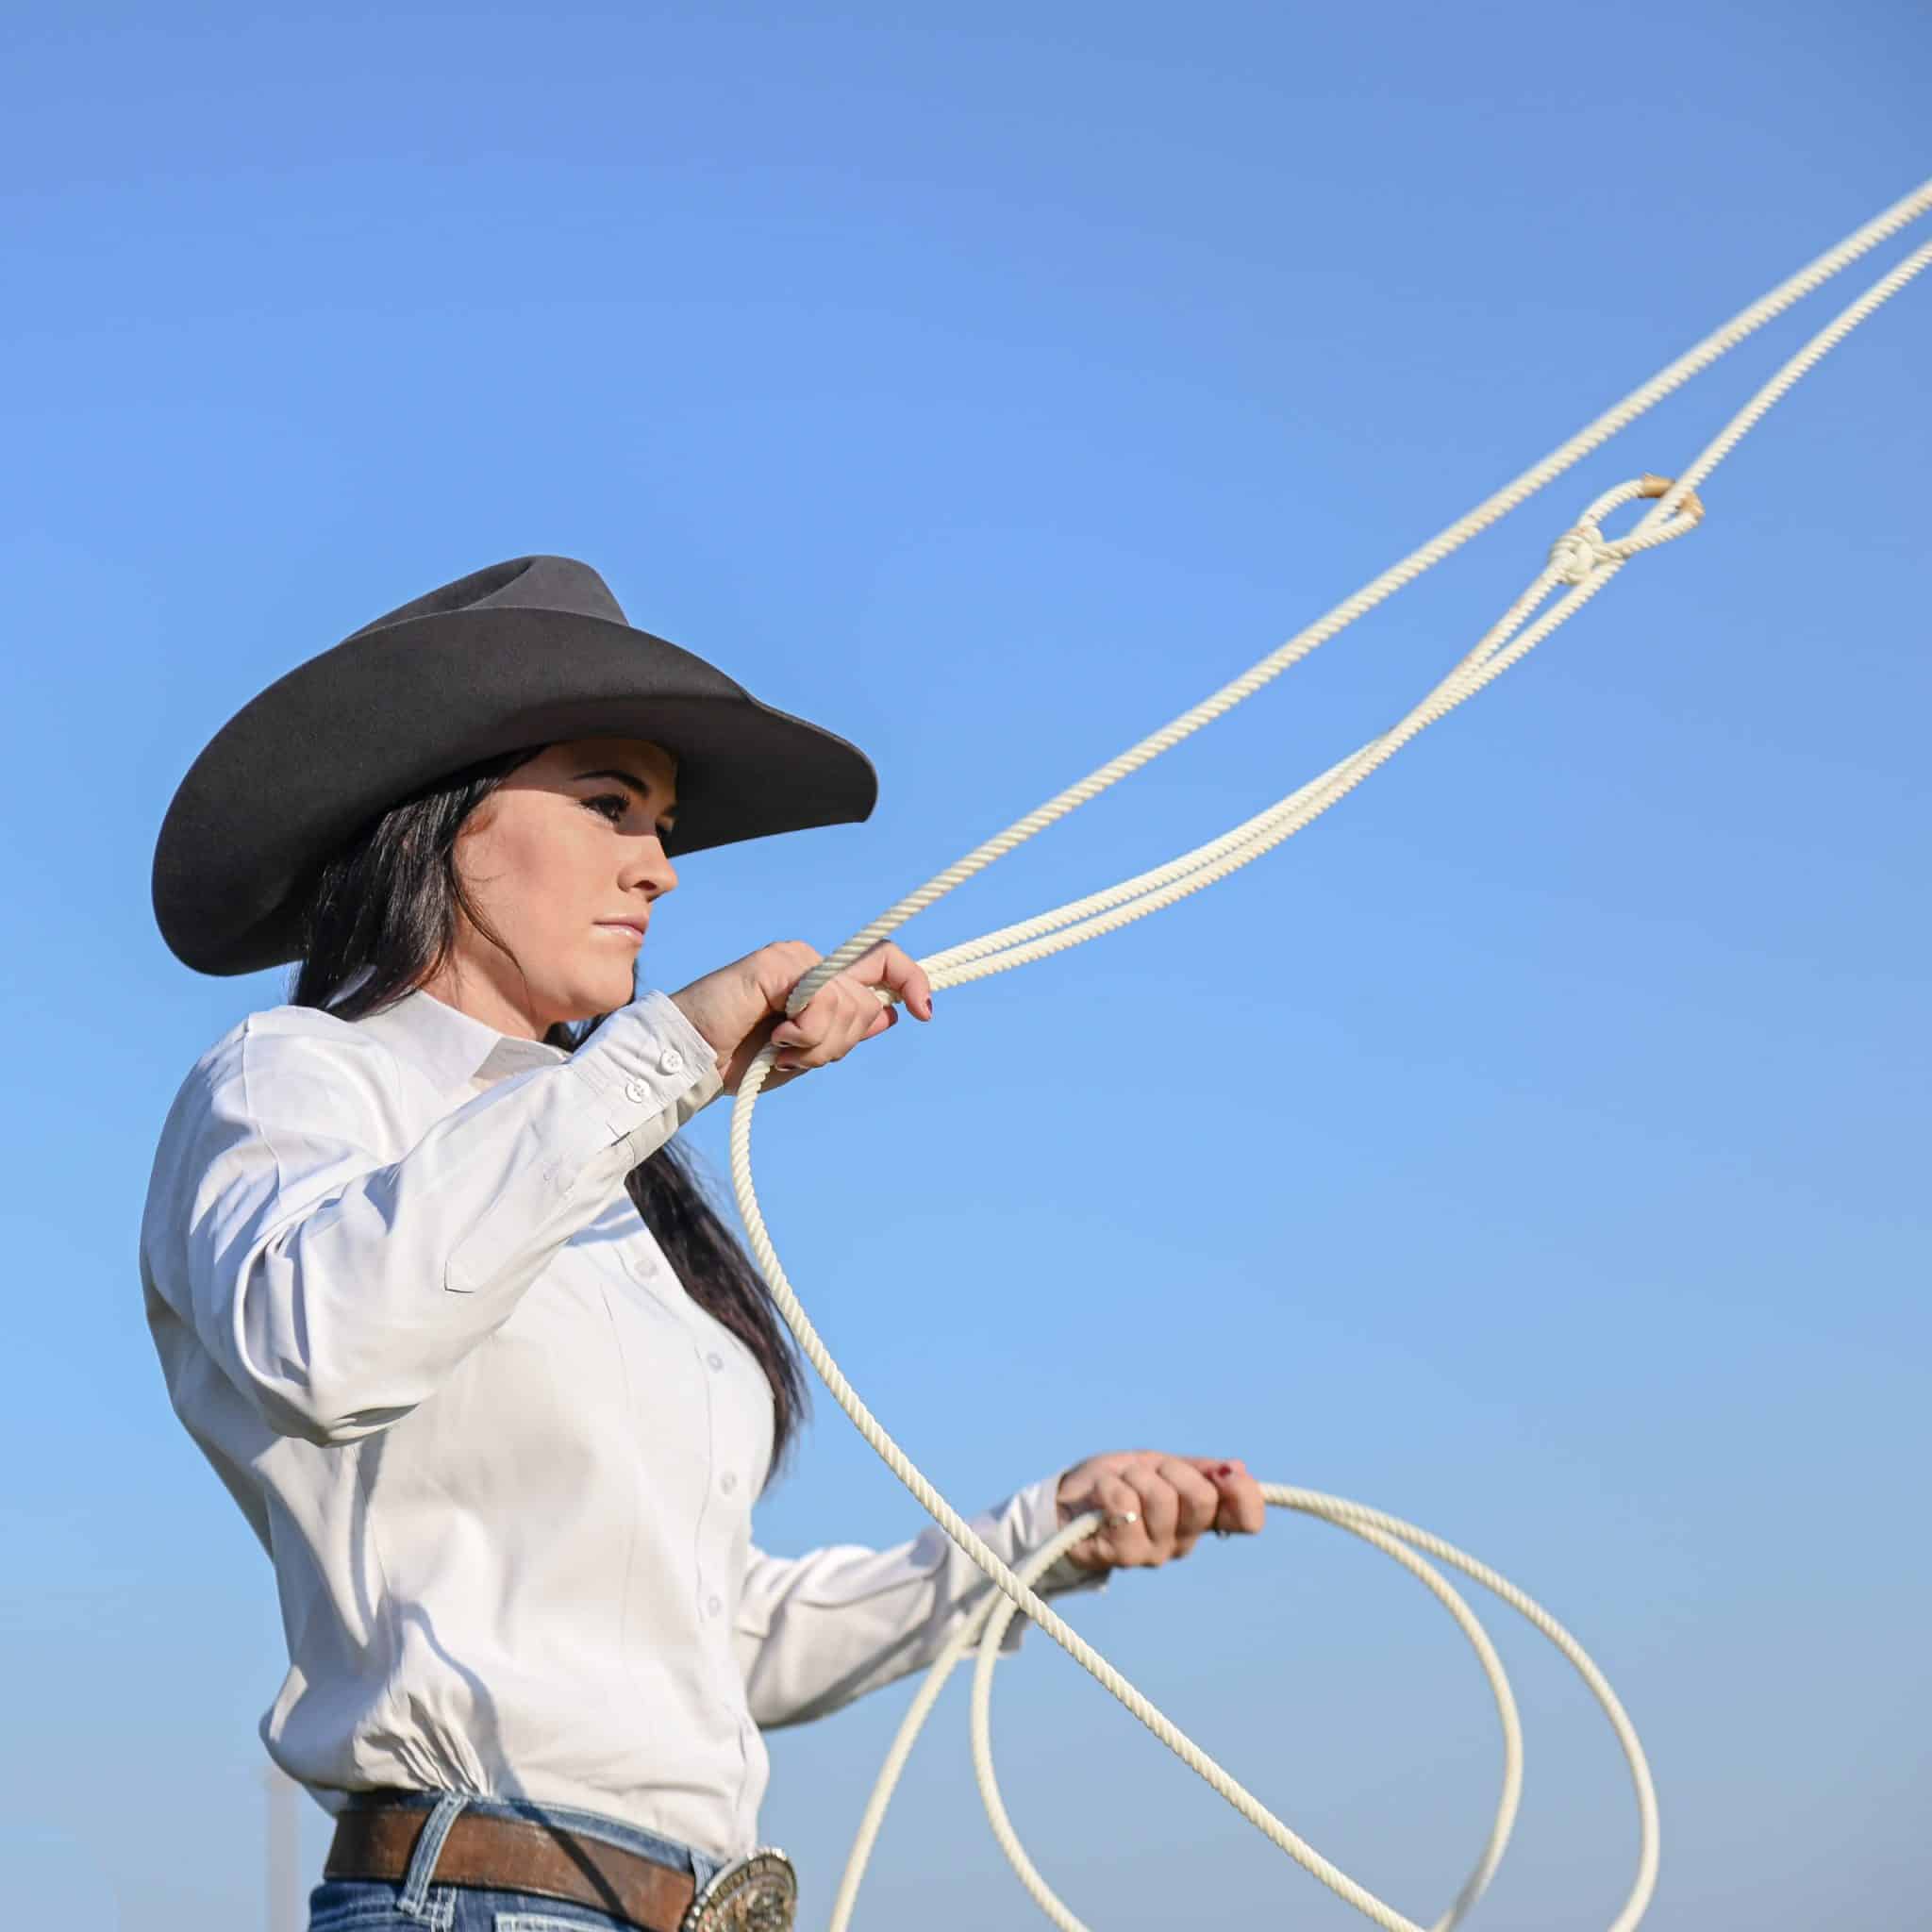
{"left": 1054, "top": 1451, "right": 1268, "bottom": 1574}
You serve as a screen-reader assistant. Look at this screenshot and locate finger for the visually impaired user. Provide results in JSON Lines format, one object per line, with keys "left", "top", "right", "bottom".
{"left": 822, "top": 980, "right": 882, "bottom": 1055}
{"left": 1156, "top": 1457, "right": 1223, "bottom": 1555}
{"left": 762, "top": 940, "right": 824, "bottom": 1011}
{"left": 850, "top": 942, "right": 934, "bottom": 1022}
{"left": 825, "top": 981, "right": 899, "bottom": 1060}
{"left": 1090, "top": 1472, "right": 1150, "bottom": 1567}
{"left": 768, "top": 1008, "right": 827, "bottom": 1054}
{"left": 772, "top": 984, "right": 857, "bottom": 1063}
{"left": 758, "top": 1022, "right": 810, "bottom": 1076}
{"left": 874, "top": 945, "right": 934, "bottom": 1021}
{"left": 779, "top": 970, "right": 912, "bottom": 1067}
{"left": 1180, "top": 1455, "right": 1258, "bottom": 1517}
{"left": 824, "top": 983, "right": 883, "bottom": 1061}
{"left": 1207, "top": 1463, "right": 1268, "bottom": 1535}
{"left": 835, "top": 985, "right": 889, "bottom": 1055}
{"left": 1120, "top": 1464, "right": 1179, "bottom": 1562}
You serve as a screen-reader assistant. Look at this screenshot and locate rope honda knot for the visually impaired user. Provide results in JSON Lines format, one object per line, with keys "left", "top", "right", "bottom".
{"left": 1548, "top": 523, "right": 1613, "bottom": 584}
{"left": 1548, "top": 474, "right": 1707, "bottom": 587}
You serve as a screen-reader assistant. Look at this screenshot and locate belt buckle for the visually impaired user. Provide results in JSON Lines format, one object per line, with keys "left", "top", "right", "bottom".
{"left": 678, "top": 1847, "right": 797, "bottom": 1932}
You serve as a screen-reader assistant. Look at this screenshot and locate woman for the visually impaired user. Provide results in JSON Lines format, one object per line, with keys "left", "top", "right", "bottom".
{"left": 141, "top": 555, "right": 1268, "bottom": 1932}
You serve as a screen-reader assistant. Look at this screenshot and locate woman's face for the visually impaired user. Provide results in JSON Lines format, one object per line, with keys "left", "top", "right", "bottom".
{"left": 425, "top": 735, "right": 681, "bottom": 1039}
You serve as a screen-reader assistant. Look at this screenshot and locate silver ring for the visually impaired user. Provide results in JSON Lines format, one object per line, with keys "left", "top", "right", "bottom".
{"left": 1104, "top": 1508, "right": 1140, "bottom": 1527}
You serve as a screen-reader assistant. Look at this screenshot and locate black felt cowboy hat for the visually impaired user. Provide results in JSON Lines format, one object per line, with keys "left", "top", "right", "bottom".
{"left": 152, "top": 555, "right": 879, "bottom": 976}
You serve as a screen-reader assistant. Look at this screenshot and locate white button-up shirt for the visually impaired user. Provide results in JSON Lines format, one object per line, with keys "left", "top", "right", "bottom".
{"left": 139, "top": 981, "right": 1098, "bottom": 1860}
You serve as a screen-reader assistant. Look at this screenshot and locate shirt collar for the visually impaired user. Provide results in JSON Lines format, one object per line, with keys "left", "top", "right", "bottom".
{"left": 339, "top": 974, "right": 573, "bottom": 1095}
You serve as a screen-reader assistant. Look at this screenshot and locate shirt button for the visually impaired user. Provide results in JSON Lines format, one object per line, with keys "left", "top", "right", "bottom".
{"left": 720, "top": 1472, "right": 738, "bottom": 1493}
{"left": 706, "top": 1351, "right": 724, "bottom": 1372}
{"left": 624, "top": 1076, "right": 652, "bottom": 1105}
{"left": 629, "top": 1250, "right": 656, "bottom": 1278}
{"left": 658, "top": 1049, "right": 685, "bottom": 1075}
{"left": 707, "top": 1593, "right": 724, "bottom": 1618}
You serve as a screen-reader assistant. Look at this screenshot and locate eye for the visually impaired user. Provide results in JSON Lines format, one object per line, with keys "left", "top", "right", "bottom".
{"left": 582, "top": 792, "right": 676, "bottom": 840}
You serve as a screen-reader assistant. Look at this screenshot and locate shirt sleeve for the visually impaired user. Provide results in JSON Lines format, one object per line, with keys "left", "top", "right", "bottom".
{"left": 731, "top": 1468, "right": 1109, "bottom": 1729}
{"left": 142, "top": 991, "right": 722, "bottom": 1447}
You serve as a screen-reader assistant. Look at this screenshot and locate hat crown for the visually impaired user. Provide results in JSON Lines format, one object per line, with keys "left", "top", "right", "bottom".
{"left": 344, "top": 555, "right": 628, "bottom": 642}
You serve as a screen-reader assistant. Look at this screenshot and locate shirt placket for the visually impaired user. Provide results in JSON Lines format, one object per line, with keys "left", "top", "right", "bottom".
{"left": 610, "top": 1206, "right": 771, "bottom": 1855}
{"left": 691, "top": 1318, "right": 731, "bottom": 1632}
{"left": 625, "top": 1232, "right": 738, "bottom": 1624}
{"left": 662, "top": 1279, "right": 768, "bottom": 1849}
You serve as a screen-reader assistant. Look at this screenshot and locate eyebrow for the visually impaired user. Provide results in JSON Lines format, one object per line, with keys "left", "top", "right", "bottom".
{"left": 574, "top": 767, "right": 678, "bottom": 829}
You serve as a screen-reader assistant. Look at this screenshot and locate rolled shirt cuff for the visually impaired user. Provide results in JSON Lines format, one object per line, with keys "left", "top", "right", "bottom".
{"left": 564, "top": 990, "right": 725, "bottom": 1168}
{"left": 991, "top": 1465, "right": 1110, "bottom": 1654}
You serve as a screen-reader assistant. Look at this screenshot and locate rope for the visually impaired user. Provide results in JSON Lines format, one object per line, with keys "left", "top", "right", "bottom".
{"left": 832, "top": 1502, "right": 1536, "bottom": 1932}
{"left": 724, "top": 178, "right": 1931, "bottom": 1929}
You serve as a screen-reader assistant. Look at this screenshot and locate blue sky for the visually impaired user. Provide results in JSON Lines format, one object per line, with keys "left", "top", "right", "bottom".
{"left": 3, "top": 5, "right": 1927, "bottom": 1927}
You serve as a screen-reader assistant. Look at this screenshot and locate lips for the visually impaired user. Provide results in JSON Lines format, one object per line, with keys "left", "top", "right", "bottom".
{"left": 597, "top": 920, "right": 648, "bottom": 938}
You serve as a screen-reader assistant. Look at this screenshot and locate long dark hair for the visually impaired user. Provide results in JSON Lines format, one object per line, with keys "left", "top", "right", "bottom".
{"left": 285, "top": 743, "right": 809, "bottom": 1479}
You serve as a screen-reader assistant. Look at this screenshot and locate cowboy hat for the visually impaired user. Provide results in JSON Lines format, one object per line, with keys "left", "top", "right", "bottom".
{"left": 152, "top": 554, "right": 878, "bottom": 974}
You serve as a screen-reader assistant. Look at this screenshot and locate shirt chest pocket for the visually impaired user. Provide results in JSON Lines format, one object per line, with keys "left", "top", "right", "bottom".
{"left": 491, "top": 1207, "right": 675, "bottom": 1356}
{"left": 528, "top": 1197, "right": 776, "bottom": 1500}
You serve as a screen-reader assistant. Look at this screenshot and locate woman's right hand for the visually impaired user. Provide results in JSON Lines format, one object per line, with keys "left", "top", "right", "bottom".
{"left": 669, "top": 941, "right": 935, "bottom": 1096}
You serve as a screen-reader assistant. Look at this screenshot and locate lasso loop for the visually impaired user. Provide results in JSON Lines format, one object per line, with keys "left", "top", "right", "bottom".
{"left": 735, "top": 179, "right": 1932, "bottom": 1928}
{"left": 1548, "top": 474, "right": 1707, "bottom": 585}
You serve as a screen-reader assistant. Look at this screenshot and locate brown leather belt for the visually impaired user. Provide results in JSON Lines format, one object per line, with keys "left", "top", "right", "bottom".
{"left": 325, "top": 1799, "right": 695, "bottom": 1932}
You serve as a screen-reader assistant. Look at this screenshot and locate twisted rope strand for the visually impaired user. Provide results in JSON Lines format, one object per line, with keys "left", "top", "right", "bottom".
{"left": 725, "top": 180, "right": 1930, "bottom": 1929}
{"left": 915, "top": 218, "right": 1931, "bottom": 987}
{"left": 730, "top": 1047, "right": 1437, "bottom": 1932}
{"left": 918, "top": 476, "right": 1703, "bottom": 990}
{"left": 779, "top": 180, "right": 1932, "bottom": 1023}
{"left": 958, "top": 1507, "right": 1530, "bottom": 1932}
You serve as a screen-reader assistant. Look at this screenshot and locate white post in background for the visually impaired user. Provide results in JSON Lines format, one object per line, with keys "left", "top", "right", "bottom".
{"left": 262, "top": 1764, "right": 300, "bottom": 1932}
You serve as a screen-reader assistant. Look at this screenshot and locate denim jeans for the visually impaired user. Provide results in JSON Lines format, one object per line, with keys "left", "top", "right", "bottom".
{"left": 307, "top": 1789, "right": 730, "bottom": 1932}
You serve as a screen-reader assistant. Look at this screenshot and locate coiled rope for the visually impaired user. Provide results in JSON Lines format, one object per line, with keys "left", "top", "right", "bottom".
{"left": 724, "top": 177, "right": 1932, "bottom": 1930}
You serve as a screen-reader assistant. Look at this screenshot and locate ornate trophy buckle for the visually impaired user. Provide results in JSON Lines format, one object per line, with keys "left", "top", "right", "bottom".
{"left": 678, "top": 1846, "right": 797, "bottom": 1932}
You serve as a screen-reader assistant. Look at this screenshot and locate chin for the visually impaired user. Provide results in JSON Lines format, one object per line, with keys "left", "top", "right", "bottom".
{"left": 575, "top": 968, "right": 640, "bottom": 1021}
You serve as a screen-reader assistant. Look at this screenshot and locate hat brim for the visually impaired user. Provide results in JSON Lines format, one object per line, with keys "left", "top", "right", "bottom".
{"left": 153, "top": 606, "right": 878, "bottom": 976}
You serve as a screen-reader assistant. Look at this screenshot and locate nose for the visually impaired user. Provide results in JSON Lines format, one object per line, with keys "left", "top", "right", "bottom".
{"left": 625, "top": 838, "right": 678, "bottom": 901}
